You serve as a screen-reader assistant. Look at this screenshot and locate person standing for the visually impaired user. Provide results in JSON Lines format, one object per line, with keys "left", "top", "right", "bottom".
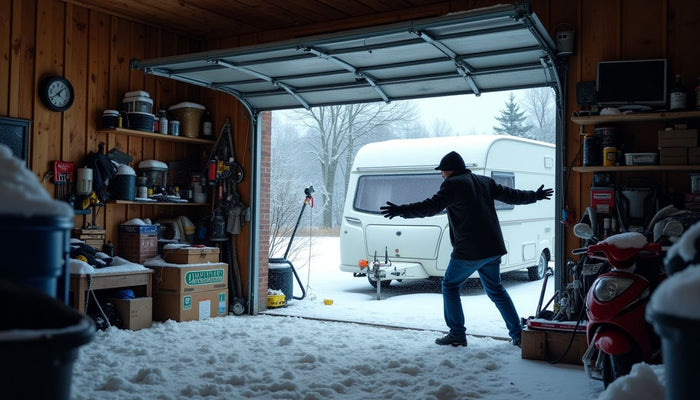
{"left": 380, "top": 151, "right": 552, "bottom": 347}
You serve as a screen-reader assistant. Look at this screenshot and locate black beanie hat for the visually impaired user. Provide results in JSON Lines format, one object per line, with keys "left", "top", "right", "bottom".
{"left": 435, "top": 151, "right": 466, "bottom": 171}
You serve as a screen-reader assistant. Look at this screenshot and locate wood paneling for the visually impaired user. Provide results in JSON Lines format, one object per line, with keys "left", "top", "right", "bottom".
{"left": 2, "top": 0, "right": 699, "bottom": 310}
{"left": 0, "top": 0, "right": 252, "bottom": 300}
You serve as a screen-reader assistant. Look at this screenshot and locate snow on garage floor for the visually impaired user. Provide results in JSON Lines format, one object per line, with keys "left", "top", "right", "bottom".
{"left": 69, "top": 236, "right": 610, "bottom": 399}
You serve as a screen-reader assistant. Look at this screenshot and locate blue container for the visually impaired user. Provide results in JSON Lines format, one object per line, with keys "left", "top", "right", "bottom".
{"left": 647, "top": 309, "right": 700, "bottom": 400}
{"left": 0, "top": 215, "right": 72, "bottom": 303}
{"left": 0, "top": 280, "right": 95, "bottom": 400}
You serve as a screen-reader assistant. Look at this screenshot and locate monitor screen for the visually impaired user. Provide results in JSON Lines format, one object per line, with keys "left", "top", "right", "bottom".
{"left": 596, "top": 59, "right": 667, "bottom": 109}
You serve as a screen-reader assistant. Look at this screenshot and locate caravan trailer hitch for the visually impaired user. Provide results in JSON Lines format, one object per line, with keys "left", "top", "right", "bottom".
{"left": 371, "top": 248, "right": 392, "bottom": 300}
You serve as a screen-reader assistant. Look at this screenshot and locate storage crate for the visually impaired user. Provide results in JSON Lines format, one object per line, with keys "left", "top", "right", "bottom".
{"left": 110, "top": 297, "right": 152, "bottom": 330}
{"left": 153, "top": 290, "right": 227, "bottom": 322}
{"left": 72, "top": 228, "right": 105, "bottom": 251}
{"left": 151, "top": 262, "right": 228, "bottom": 294}
{"left": 119, "top": 224, "right": 158, "bottom": 263}
{"left": 162, "top": 246, "right": 220, "bottom": 264}
{"left": 521, "top": 328, "right": 588, "bottom": 365}
{"left": 660, "top": 148, "right": 688, "bottom": 165}
{"left": 658, "top": 129, "right": 698, "bottom": 148}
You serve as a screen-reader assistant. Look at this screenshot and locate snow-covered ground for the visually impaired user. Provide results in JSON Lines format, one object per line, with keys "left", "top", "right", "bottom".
{"left": 65, "top": 236, "right": 619, "bottom": 399}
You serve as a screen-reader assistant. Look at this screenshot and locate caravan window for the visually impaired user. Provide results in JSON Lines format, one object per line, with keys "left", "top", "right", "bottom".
{"left": 491, "top": 171, "right": 515, "bottom": 210}
{"left": 354, "top": 173, "right": 443, "bottom": 214}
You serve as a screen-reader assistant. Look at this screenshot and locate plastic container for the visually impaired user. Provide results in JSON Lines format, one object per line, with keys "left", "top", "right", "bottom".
{"left": 122, "top": 95, "right": 153, "bottom": 113}
{"left": 691, "top": 173, "right": 700, "bottom": 193}
{"left": 267, "top": 259, "right": 293, "bottom": 306}
{"left": 603, "top": 146, "right": 617, "bottom": 166}
{"left": 125, "top": 112, "right": 155, "bottom": 132}
{"left": 113, "top": 175, "right": 136, "bottom": 201}
{"left": 0, "top": 214, "right": 73, "bottom": 303}
{"left": 0, "top": 280, "right": 95, "bottom": 400}
{"left": 647, "top": 309, "right": 700, "bottom": 400}
{"left": 624, "top": 152, "right": 659, "bottom": 166}
{"left": 168, "top": 102, "right": 205, "bottom": 138}
{"left": 101, "top": 110, "right": 120, "bottom": 128}
{"left": 138, "top": 160, "right": 168, "bottom": 189}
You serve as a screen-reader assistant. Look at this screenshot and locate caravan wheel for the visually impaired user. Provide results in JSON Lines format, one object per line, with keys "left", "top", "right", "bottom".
{"left": 368, "top": 275, "right": 391, "bottom": 289}
{"left": 528, "top": 251, "right": 549, "bottom": 281}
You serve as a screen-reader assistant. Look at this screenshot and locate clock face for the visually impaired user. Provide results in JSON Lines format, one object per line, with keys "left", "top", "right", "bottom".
{"left": 47, "top": 80, "right": 72, "bottom": 107}
{"left": 40, "top": 76, "right": 74, "bottom": 111}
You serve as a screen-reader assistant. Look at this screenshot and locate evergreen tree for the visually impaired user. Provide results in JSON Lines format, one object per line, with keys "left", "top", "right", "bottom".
{"left": 493, "top": 92, "right": 532, "bottom": 138}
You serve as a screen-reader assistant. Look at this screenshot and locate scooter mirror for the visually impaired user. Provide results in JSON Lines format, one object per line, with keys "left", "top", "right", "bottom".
{"left": 573, "top": 223, "right": 594, "bottom": 239}
{"left": 662, "top": 220, "right": 684, "bottom": 237}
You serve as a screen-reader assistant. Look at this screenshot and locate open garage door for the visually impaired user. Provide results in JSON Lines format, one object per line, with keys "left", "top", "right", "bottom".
{"left": 131, "top": 3, "right": 561, "bottom": 113}
{"left": 130, "top": 1, "right": 564, "bottom": 313}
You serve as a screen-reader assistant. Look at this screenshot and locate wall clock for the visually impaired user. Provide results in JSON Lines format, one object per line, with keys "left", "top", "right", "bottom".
{"left": 39, "top": 75, "right": 75, "bottom": 112}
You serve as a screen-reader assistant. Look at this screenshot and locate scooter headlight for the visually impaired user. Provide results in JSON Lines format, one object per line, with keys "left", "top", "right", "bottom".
{"left": 592, "top": 276, "right": 635, "bottom": 302}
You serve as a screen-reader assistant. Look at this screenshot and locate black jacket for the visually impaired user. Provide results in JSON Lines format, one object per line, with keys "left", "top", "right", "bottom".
{"left": 399, "top": 170, "right": 538, "bottom": 260}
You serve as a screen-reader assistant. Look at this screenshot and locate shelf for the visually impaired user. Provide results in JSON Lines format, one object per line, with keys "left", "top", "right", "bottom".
{"left": 571, "top": 110, "right": 700, "bottom": 126}
{"left": 109, "top": 200, "right": 209, "bottom": 206}
{"left": 572, "top": 165, "right": 700, "bottom": 173}
{"left": 97, "top": 128, "right": 216, "bottom": 144}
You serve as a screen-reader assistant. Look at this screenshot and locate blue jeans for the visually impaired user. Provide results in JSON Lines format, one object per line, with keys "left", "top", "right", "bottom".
{"left": 442, "top": 255, "right": 522, "bottom": 341}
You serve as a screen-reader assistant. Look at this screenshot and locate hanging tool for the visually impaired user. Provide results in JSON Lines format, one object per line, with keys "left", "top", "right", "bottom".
{"left": 205, "top": 117, "right": 248, "bottom": 314}
{"left": 52, "top": 161, "right": 75, "bottom": 202}
{"left": 205, "top": 117, "right": 244, "bottom": 186}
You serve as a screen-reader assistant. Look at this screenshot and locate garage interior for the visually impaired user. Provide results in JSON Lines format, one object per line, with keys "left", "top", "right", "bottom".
{"left": 1, "top": 0, "right": 699, "bottom": 396}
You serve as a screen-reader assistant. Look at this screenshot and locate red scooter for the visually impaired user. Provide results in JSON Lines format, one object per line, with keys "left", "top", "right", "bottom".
{"left": 576, "top": 227, "right": 664, "bottom": 387}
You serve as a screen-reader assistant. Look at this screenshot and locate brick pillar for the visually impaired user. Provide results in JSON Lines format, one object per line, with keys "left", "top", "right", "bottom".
{"left": 257, "top": 110, "right": 272, "bottom": 312}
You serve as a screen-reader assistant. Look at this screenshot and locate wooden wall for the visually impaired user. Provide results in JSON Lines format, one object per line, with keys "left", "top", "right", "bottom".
{"left": 2, "top": 0, "right": 699, "bottom": 310}
{"left": 0, "top": 0, "right": 253, "bottom": 300}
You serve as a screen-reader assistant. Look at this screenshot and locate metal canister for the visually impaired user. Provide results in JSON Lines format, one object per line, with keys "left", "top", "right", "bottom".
{"left": 583, "top": 132, "right": 601, "bottom": 166}
{"left": 169, "top": 120, "right": 180, "bottom": 136}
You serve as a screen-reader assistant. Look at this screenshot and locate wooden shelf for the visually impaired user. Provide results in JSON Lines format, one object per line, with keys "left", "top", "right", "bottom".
{"left": 572, "top": 165, "right": 700, "bottom": 173}
{"left": 571, "top": 110, "right": 700, "bottom": 125}
{"left": 97, "top": 127, "right": 215, "bottom": 144}
{"left": 109, "top": 200, "right": 209, "bottom": 206}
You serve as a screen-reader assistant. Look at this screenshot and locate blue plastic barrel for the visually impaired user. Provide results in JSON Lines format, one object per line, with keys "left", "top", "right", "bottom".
{"left": 0, "top": 280, "right": 95, "bottom": 400}
{"left": 0, "top": 214, "right": 73, "bottom": 303}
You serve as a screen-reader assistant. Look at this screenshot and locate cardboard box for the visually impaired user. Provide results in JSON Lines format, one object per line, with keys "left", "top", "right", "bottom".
{"left": 659, "top": 147, "right": 688, "bottom": 165}
{"left": 110, "top": 297, "right": 152, "bottom": 330}
{"left": 119, "top": 224, "right": 158, "bottom": 263}
{"left": 153, "top": 289, "right": 227, "bottom": 322}
{"left": 162, "top": 246, "right": 220, "bottom": 264}
{"left": 521, "top": 328, "right": 588, "bottom": 365}
{"left": 658, "top": 129, "right": 698, "bottom": 148}
{"left": 688, "top": 147, "right": 700, "bottom": 164}
{"left": 151, "top": 262, "right": 228, "bottom": 294}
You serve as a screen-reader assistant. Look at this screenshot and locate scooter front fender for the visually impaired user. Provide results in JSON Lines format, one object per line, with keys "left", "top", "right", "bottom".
{"left": 594, "top": 329, "right": 633, "bottom": 355}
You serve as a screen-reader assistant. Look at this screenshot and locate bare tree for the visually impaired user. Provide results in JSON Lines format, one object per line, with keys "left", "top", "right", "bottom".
{"left": 294, "top": 102, "right": 416, "bottom": 227}
{"left": 520, "top": 87, "right": 556, "bottom": 143}
{"left": 268, "top": 115, "right": 311, "bottom": 259}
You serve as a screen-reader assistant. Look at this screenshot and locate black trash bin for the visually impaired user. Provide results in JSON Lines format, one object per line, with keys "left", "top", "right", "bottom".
{"left": 647, "top": 309, "right": 700, "bottom": 400}
{"left": 0, "top": 214, "right": 73, "bottom": 303}
{"left": 268, "top": 259, "right": 294, "bottom": 306}
{"left": 0, "top": 280, "right": 95, "bottom": 400}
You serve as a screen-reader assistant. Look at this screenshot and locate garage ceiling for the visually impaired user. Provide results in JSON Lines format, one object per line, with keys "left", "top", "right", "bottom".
{"left": 130, "top": 2, "right": 560, "bottom": 113}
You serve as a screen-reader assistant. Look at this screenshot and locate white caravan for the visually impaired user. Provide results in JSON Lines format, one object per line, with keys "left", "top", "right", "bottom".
{"left": 339, "top": 135, "right": 556, "bottom": 288}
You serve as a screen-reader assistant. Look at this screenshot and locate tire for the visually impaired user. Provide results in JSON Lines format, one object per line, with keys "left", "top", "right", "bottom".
{"left": 527, "top": 251, "right": 549, "bottom": 281}
{"left": 602, "top": 352, "right": 637, "bottom": 388}
{"left": 368, "top": 274, "right": 391, "bottom": 289}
